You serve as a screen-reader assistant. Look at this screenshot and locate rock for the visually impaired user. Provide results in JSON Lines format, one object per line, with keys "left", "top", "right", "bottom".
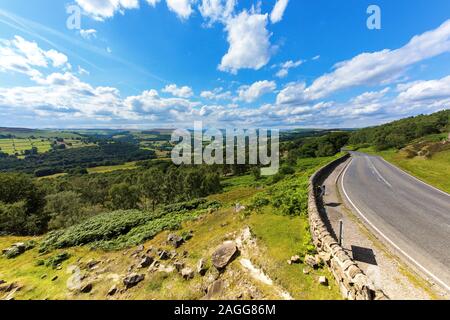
{"left": 86, "top": 260, "right": 100, "bottom": 270}
{"left": 181, "top": 268, "right": 194, "bottom": 280}
{"left": 305, "top": 255, "right": 318, "bottom": 269}
{"left": 290, "top": 255, "right": 301, "bottom": 264}
{"left": 51, "top": 276, "right": 58, "bottom": 282}
{"left": 169, "top": 250, "right": 178, "bottom": 259}
{"left": 197, "top": 259, "right": 208, "bottom": 276}
{"left": 0, "top": 280, "right": 5, "bottom": 285}
{"left": 211, "top": 241, "right": 238, "bottom": 270}
{"left": 319, "top": 276, "right": 328, "bottom": 286}
{"left": 80, "top": 283, "right": 93, "bottom": 293}
{"left": 0, "top": 282, "right": 19, "bottom": 293}
{"left": 123, "top": 273, "right": 145, "bottom": 289}
{"left": 158, "top": 250, "right": 170, "bottom": 260}
{"left": 303, "top": 268, "right": 311, "bottom": 275}
{"left": 173, "top": 261, "right": 185, "bottom": 272}
{"left": 167, "top": 234, "right": 184, "bottom": 248}
{"left": 108, "top": 285, "right": 118, "bottom": 296}
{"left": 138, "top": 256, "right": 154, "bottom": 269}
{"left": 204, "top": 280, "right": 224, "bottom": 300}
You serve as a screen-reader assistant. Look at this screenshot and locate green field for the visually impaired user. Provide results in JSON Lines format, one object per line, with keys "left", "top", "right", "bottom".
{"left": 0, "top": 139, "right": 52, "bottom": 155}
{"left": 87, "top": 161, "right": 139, "bottom": 174}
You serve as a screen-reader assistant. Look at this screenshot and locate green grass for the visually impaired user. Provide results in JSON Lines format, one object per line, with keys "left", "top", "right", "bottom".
{"left": 87, "top": 162, "right": 138, "bottom": 174}
{"left": 0, "top": 138, "right": 52, "bottom": 155}
{"left": 359, "top": 146, "right": 450, "bottom": 194}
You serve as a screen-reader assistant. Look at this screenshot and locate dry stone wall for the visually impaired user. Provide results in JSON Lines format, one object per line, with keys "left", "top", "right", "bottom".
{"left": 308, "top": 154, "right": 388, "bottom": 300}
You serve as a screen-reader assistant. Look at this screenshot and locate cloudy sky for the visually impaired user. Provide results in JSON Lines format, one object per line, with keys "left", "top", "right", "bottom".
{"left": 0, "top": 0, "right": 449, "bottom": 129}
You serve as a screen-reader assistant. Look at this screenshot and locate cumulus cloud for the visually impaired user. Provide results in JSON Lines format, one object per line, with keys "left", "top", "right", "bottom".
{"left": 165, "top": 0, "right": 194, "bottom": 19}
{"left": 162, "top": 84, "right": 194, "bottom": 98}
{"left": 219, "top": 10, "right": 272, "bottom": 74}
{"left": 75, "top": 0, "right": 139, "bottom": 20}
{"left": 396, "top": 75, "right": 450, "bottom": 103}
{"left": 0, "top": 36, "right": 69, "bottom": 80}
{"left": 274, "top": 59, "right": 303, "bottom": 78}
{"left": 277, "top": 19, "right": 450, "bottom": 105}
{"left": 237, "top": 80, "right": 276, "bottom": 103}
{"left": 200, "top": 87, "right": 233, "bottom": 100}
{"left": 270, "top": 0, "right": 289, "bottom": 24}
{"left": 199, "top": 0, "right": 236, "bottom": 24}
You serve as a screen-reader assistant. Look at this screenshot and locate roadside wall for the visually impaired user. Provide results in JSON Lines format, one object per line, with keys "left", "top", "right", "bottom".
{"left": 308, "top": 154, "right": 388, "bottom": 300}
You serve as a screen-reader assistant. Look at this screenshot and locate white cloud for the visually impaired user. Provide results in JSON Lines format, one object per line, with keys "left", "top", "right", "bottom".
{"left": 162, "top": 84, "right": 194, "bottom": 98}
{"left": 0, "top": 36, "right": 68, "bottom": 80}
{"left": 270, "top": 0, "right": 289, "bottom": 24}
{"left": 200, "top": 87, "right": 233, "bottom": 100}
{"left": 75, "top": 0, "right": 140, "bottom": 20}
{"left": 219, "top": 10, "right": 272, "bottom": 74}
{"left": 199, "top": 0, "right": 236, "bottom": 24}
{"left": 146, "top": 0, "right": 161, "bottom": 6}
{"left": 165, "top": 0, "right": 193, "bottom": 19}
{"left": 396, "top": 75, "right": 450, "bottom": 103}
{"left": 275, "top": 59, "right": 303, "bottom": 78}
{"left": 277, "top": 19, "right": 450, "bottom": 105}
{"left": 46, "top": 49, "right": 69, "bottom": 68}
{"left": 80, "top": 29, "right": 97, "bottom": 39}
{"left": 312, "top": 55, "right": 320, "bottom": 61}
{"left": 237, "top": 80, "right": 276, "bottom": 103}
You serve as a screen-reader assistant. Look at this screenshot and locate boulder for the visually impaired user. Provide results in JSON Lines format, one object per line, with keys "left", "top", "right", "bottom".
{"left": 173, "top": 261, "right": 185, "bottom": 272}
{"left": 157, "top": 250, "right": 170, "bottom": 260}
{"left": 181, "top": 268, "right": 194, "bottom": 280}
{"left": 304, "top": 255, "right": 318, "bottom": 269}
{"left": 197, "top": 259, "right": 208, "bottom": 276}
{"left": 290, "top": 255, "right": 301, "bottom": 264}
{"left": 86, "top": 260, "right": 100, "bottom": 270}
{"left": 319, "top": 276, "right": 328, "bottom": 286}
{"left": 123, "top": 273, "right": 145, "bottom": 289}
{"left": 108, "top": 285, "right": 118, "bottom": 296}
{"left": 204, "top": 280, "right": 224, "bottom": 300}
{"left": 167, "top": 234, "right": 184, "bottom": 248}
{"left": 80, "top": 283, "right": 93, "bottom": 293}
{"left": 212, "top": 241, "right": 238, "bottom": 270}
{"left": 138, "top": 256, "right": 154, "bottom": 269}
{"left": 51, "top": 276, "right": 58, "bottom": 282}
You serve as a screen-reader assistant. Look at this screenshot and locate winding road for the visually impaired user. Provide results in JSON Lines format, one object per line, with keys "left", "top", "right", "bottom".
{"left": 339, "top": 152, "right": 450, "bottom": 293}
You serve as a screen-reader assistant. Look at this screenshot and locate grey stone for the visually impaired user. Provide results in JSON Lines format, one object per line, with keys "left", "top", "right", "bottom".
{"left": 138, "top": 256, "right": 154, "bottom": 269}
{"left": 197, "top": 259, "right": 208, "bottom": 276}
{"left": 211, "top": 241, "right": 238, "bottom": 270}
{"left": 319, "top": 276, "right": 328, "bottom": 286}
{"left": 305, "top": 255, "right": 318, "bottom": 269}
{"left": 290, "top": 255, "right": 301, "bottom": 264}
{"left": 181, "top": 268, "right": 194, "bottom": 280}
{"left": 167, "top": 234, "right": 184, "bottom": 248}
{"left": 173, "top": 261, "right": 185, "bottom": 272}
{"left": 108, "top": 285, "right": 118, "bottom": 296}
{"left": 80, "top": 283, "right": 93, "bottom": 293}
{"left": 123, "top": 273, "right": 145, "bottom": 289}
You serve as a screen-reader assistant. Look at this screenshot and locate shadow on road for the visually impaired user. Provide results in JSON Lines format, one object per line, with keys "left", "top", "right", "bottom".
{"left": 351, "top": 245, "right": 378, "bottom": 266}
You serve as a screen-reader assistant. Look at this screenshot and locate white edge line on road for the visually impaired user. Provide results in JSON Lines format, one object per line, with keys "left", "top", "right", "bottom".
{"left": 340, "top": 158, "right": 450, "bottom": 293}
{"left": 376, "top": 155, "right": 450, "bottom": 198}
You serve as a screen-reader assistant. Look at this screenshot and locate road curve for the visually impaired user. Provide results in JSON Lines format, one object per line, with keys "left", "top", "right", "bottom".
{"left": 339, "top": 152, "right": 450, "bottom": 293}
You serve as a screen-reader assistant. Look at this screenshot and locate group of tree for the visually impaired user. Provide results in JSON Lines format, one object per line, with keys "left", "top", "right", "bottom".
{"left": 0, "top": 163, "right": 222, "bottom": 236}
{"left": 349, "top": 110, "right": 450, "bottom": 150}
{"left": 0, "top": 142, "right": 156, "bottom": 177}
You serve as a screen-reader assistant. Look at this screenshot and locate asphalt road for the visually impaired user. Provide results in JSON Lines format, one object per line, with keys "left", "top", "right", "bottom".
{"left": 340, "top": 152, "right": 450, "bottom": 293}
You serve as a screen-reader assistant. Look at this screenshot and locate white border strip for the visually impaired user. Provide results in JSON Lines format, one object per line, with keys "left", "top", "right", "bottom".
{"left": 340, "top": 158, "right": 450, "bottom": 293}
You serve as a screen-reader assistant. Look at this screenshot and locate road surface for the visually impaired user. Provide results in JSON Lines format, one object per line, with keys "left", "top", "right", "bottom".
{"left": 339, "top": 152, "right": 450, "bottom": 293}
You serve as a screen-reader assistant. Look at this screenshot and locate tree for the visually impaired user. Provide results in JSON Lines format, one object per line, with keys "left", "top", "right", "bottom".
{"left": 108, "top": 183, "right": 140, "bottom": 210}
{"left": 44, "top": 191, "right": 85, "bottom": 230}
{"left": 139, "top": 168, "right": 164, "bottom": 211}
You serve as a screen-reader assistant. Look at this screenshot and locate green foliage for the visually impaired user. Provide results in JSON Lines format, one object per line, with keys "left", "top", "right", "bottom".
{"left": 39, "top": 199, "right": 221, "bottom": 252}
{"left": 350, "top": 110, "right": 450, "bottom": 150}
{"left": 43, "top": 252, "right": 71, "bottom": 269}
{"left": 0, "top": 173, "right": 47, "bottom": 235}
{"left": 287, "top": 132, "right": 350, "bottom": 161}
{"left": 45, "top": 191, "right": 88, "bottom": 230}
{"left": 108, "top": 183, "right": 140, "bottom": 210}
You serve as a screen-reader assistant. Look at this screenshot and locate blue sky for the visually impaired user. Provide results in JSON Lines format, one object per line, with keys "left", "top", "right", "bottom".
{"left": 0, "top": 0, "right": 449, "bottom": 129}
